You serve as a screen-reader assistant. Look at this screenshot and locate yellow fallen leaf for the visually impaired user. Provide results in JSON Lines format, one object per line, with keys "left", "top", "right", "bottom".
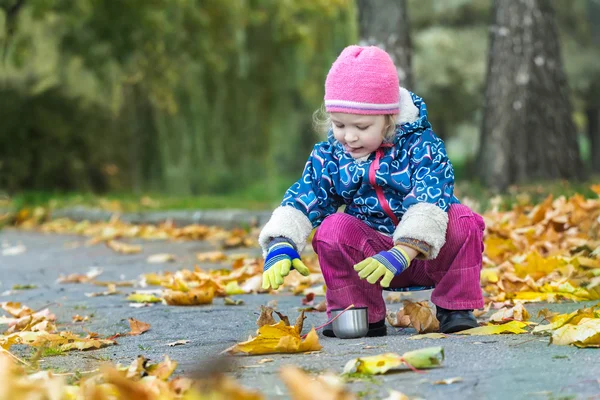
{"left": 126, "top": 293, "right": 162, "bottom": 303}
{"left": 57, "top": 267, "right": 103, "bottom": 283}
{"left": 226, "top": 321, "right": 321, "bottom": 355}
{"left": 0, "top": 302, "right": 33, "bottom": 318}
{"left": 225, "top": 281, "right": 246, "bottom": 295}
{"left": 550, "top": 318, "right": 600, "bottom": 347}
{"left": 258, "top": 358, "right": 273, "bottom": 364}
{"left": 224, "top": 297, "right": 245, "bottom": 306}
{"left": 196, "top": 251, "right": 227, "bottom": 262}
{"left": 480, "top": 268, "right": 499, "bottom": 284}
{"left": 433, "top": 377, "right": 463, "bottom": 385}
{"left": 280, "top": 366, "right": 356, "bottom": 400}
{"left": 163, "top": 288, "right": 214, "bottom": 306}
{"left": 533, "top": 306, "right": 599, "bottom": 333}
{"left": 456, "top": 321, "right": 528, "bottom": 335}
{"left": 85, "top": 283, "right": 120, "bottom": 297}
{"left": 408, "top": 333, "right": 448, "bottom": 340}
{"left": 147, "top": 253, "right": 176, "bottom": 263}
{"left": 146, "top": 355, "right": 177, "bottom": 380}
{"left": 128, "top": 318, "right": 150, "bottom": 336}
{"left": 382, "top": 391, "right": 410, "bottom": 400}
{"left": 106, "top": 240, "right": 142, "bottom": 254}
{"left": 343, "top": 347, "right": 444, "bottom": 375}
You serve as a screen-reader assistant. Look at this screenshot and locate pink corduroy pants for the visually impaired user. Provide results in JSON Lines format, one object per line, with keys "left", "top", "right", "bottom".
{"left": 312, "top": 204, "right": 486, "bottom": 323}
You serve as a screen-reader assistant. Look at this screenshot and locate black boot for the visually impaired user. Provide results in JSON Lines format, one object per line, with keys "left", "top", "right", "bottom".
{"left": 322, "top": 319, "right": 387, "bottom": 337}
{"left": 436, "top": 306, "right": 478, "bottom": 333}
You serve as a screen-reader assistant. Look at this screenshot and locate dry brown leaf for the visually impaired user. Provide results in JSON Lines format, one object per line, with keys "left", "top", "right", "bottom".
{"left": 489, "top": 303, "right": 530, "bottom": 323}
{"left": 257, "top": 306, "right": 277, "bottom": 328}
{"left": 57, "top": 267, "right": 103, "bottom": 283}
{"left": 85, "top": 283, "right": 120, "bottom": 297}
{"left": 163, "top": 288, "right": 214, "bottom": 306}
{"left": 106, "top": 240, "right": 142, "bottom": 254}
{"left": 386, "top": 309, "right": 411, "bottom": 328}
{"left": 196, "top": 251, "right": 227, "bottom": 262}
{"left": 128, "top": 318, "right": 151, "bottom": 336}
{"left": 402, "top": 300, "right": 439, "bottom": 333}
{"left": 537, "top": 308, "right": 560, "bottom": 323}
{"left": 0, "top": 302, "right": 33, "bottom": 318}
{"left": 280, "top": 365, "right": 356, "bottom": 400}
{"left": 72, "top": 315, "right": 89, "bottom": 322}
{"left": 294, "top": 310, "right": 307, "bottom": 334}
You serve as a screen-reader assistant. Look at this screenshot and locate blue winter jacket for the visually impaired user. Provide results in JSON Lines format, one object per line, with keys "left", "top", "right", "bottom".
{"left": 280, "top": 91, "right": 459, "bottom": 236}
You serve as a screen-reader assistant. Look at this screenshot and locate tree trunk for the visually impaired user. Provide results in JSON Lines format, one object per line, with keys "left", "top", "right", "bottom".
{"left": 478, "top": 0, "right": 584, "bottom": 191}
{"left": 357, "top": 0, "right": 413, "bottom": 90}
{"left": 588, "top": 107, "right": 600, "bottom": 174}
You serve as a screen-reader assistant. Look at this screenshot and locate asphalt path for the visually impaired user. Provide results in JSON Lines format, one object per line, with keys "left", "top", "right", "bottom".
{"left": 1, "top": 229, "right": 599, "bottom": 400}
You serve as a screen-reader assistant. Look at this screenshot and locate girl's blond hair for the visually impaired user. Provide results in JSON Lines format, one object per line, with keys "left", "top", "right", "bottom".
{"left": 312, "top": 104, "right": 398, "bottom": 141}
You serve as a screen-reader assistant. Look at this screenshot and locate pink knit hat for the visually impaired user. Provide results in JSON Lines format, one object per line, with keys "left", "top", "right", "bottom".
{"left": 324, "top": 45, "right": 399, "bottom": 115}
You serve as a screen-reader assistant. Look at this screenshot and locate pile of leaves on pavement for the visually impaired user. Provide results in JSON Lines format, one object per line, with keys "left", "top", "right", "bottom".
{"left": 481, "top": 188, "right": 600, "bottom": 303}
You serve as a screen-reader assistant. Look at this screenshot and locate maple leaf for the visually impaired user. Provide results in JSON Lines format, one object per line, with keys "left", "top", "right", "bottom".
{"left": 280, "top": 366, "right": 356, "bottom": 400}
{"left": 225, "top": 321, "right": 321, "bottom": 355}
{"left": 128, "top": 318, "right": 150, "bottom": 336}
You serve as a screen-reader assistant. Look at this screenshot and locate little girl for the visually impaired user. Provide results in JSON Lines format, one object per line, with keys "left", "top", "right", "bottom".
{"left": 258, "top": 45, "right": 485, "bottom": 336}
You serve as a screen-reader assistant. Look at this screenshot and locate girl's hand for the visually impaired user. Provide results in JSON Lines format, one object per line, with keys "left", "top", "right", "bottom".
{"left": 353, "top": 246, "right": 412, "bottom": 287}
{"left": 262, "top": 241, "right": 310, "bottom": 290}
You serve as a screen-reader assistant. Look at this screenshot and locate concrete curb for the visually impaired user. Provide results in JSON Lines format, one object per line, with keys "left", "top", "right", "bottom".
{"left": 2, "top": 206, "right": 273, "bottom": 229}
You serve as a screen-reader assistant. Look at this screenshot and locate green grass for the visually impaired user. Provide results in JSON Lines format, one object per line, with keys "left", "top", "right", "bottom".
{"left": 41, "top": 347, "right": 65, "bottom": 357}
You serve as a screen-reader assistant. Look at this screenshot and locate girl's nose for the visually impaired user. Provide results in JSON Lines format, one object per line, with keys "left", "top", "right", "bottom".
{"left": 345, "top": 131, "right": 358, "bottom": 142}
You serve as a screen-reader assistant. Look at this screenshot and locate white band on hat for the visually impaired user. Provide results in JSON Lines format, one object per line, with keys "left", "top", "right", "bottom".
{"left": 325, "top": 99, "right": 400, "bottom": 110}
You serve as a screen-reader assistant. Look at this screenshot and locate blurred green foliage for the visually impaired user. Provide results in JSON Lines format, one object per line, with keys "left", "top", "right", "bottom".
{"left": 0, "top": 0, "right": 598, "bottom": 196}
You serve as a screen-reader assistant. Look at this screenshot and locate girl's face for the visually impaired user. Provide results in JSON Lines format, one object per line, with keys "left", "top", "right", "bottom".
{"left": 331, "top": 113, "right": 386, "bottom": 159}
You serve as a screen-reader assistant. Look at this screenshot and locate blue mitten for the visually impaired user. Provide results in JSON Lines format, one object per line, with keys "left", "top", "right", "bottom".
{"left": 262, "top": 239, "right": 310, "bottom": 290}
{"left": 353, "top": 246, "right": 411, "bottom": 287}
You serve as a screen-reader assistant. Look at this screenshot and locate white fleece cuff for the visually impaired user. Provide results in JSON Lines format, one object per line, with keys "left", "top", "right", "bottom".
{"left": 393, "top": 202, "right": 448, "bottom": 260}
{"left": 397, "top": 87, "right": 420, "bottom": 125}
{"left": 258, "top": 206, "right": 313, "bottom": 257}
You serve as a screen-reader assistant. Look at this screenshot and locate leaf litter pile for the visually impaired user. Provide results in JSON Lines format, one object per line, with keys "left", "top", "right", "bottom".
{"left": 1, "top": 186, "right": 600, "bottom": 398}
